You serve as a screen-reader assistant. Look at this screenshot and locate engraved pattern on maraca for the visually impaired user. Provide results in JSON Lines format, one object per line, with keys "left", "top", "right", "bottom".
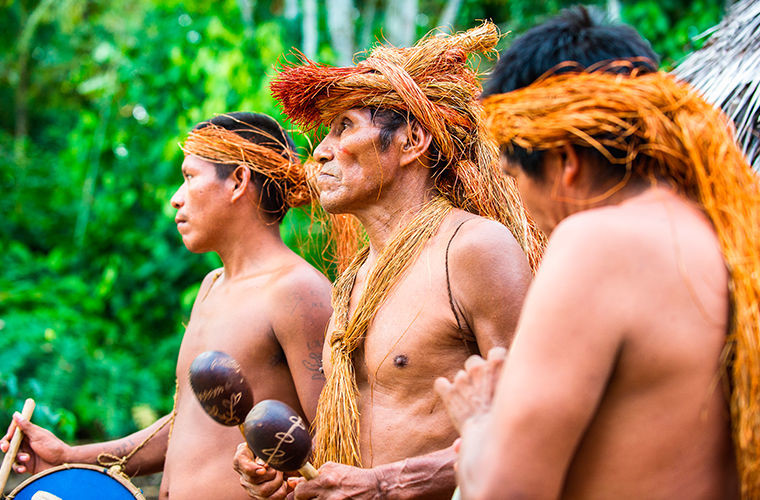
{"left": 210, "top": 356, "right": 240, "bottom": 371}
{"left": 194, "top": 385, "right": 225, "bottom": 402}
{"left": 201, "top": 391, "right": 244, "bottom": 425}
{"left": 262, "top": 416, "right": 307, "bottom": 466}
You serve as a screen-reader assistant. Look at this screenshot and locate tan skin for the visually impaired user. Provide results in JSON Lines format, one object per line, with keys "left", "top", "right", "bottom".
{"left": 233, "top": 108, "right": 532, "bottom": 499}
{"left": 436, "top": 145, "right": 737, "bottom": 499}
{"left": 1, "top": 155, "right": 332, "bottom": 499}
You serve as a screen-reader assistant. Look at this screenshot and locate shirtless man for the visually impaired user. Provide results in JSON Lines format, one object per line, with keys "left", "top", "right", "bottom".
{"left": 233, "top": 23, "right": 538, "bottom": 499}
{"left": 1, "top": 112, "right": 333, "bottom": 499}
{"left": 435, "top": 12, "right": 758, "bottom": 498}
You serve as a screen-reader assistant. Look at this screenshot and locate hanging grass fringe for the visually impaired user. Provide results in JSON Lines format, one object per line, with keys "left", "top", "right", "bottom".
{"left": 272, "top": 22, "right": 547, "bottom": 468}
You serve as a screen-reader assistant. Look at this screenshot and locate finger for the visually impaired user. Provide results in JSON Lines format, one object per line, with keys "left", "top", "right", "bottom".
{"left": 463, "top": 354, "right": 486, "bottom": 371}
{"left": 254, "top": 457, "right": 273, "bottom": 476}
{"left": 433, "top": 377, "right": 452, "bottom": 398}
{"left": 256, "top": 475, "right": 286, "bottom": 497}
{"left": 17, "top": 453, "right": 29, "bottom": 463}
{"left": 453, "top": 368, "right": 470, "bottom": 384}
{"left": 1, "top": 422, "right": 15, "bottom": 448}
{"left": 273, "top": 480, "right": 289, "bottom": 500}
{"left": 236, "top": 442, "right": 252, "bottom": 457}
{"left": 487, "top": 346, "right": 508, "bottom": 361}
{"left": 13, "top": 412, "right": 32, "bottom": 433}
{"left": 286, "top": 476, "right": 304, "bottom": 490}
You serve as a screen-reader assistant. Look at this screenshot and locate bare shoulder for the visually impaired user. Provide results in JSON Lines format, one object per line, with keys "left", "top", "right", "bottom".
{"left": 195, "top": 267, "right": 224, "bottom": 300}
{"left": 445, "top": 212, "right": 532, "bottom": 278}
{"left": 538, "top": 208, "right": 660, "bottom": 288}
{"left": 267, "top": 257, "right": 333, "bottom": 339}
{"left": 268, "top": 257, "right": 332, "bottom": 307}
{"left": 444, "top": 212, "right": 533, "bottom": 348}
{"left": 547, "top": 195, "right": 722, "bottom": 279}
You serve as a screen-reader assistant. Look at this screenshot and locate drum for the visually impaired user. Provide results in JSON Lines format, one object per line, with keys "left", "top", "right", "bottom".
{"left": 7, "top": 464, "right": 145, "bottom": 500}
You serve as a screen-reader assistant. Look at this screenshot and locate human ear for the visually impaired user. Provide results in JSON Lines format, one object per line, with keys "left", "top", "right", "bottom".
{"left": 399, "top": 121, "right": 433, "bottom": 167}
{"left": 560, "top": 143, "right": 580, "bottom": 187}
{"left": 230, "top": 165, "right": 251, "bottom": 202}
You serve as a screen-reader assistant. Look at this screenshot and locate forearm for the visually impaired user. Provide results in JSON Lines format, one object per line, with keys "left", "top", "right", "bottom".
{"left": 67, "top": 414, "right": 171, "bottom": 476}
{"left": 374, "top": 445, "right": 457, "bottom": 500}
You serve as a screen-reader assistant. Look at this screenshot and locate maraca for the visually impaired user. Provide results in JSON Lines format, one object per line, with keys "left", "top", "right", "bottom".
{"left": 244, "top": 399, "right": 318, "bottom": 479}
{"left": 188, "top": 350, "right": 254, "bottom": 435}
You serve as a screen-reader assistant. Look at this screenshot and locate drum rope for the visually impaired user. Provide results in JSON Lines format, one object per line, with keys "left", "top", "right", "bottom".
{"left": 96, "top": 380, "right": 179, "bottom": 475}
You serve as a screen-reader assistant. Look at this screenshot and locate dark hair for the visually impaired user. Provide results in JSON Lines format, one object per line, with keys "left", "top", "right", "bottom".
{"left": 194, "top": 112, "right": 296, "bottom": 223}
{"left": 368, "top": 107, "right": 446, "bottom": 173}
{"left": 485, "top": 6, "right": 658, "bottom": 180}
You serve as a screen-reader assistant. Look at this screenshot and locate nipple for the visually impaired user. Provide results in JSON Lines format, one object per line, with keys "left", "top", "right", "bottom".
{"left": 393, "top": 354, "right": 409, "bottom": 368}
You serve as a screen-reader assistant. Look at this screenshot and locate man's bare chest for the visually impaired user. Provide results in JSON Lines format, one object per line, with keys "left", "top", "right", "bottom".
{"left": 325, "top": 265, "right": 470, "bottom": 388}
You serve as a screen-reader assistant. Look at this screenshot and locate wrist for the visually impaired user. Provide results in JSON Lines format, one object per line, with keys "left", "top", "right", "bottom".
{"left": 373, "top": 461, "right": 400, "bottom": 499}
{"left": 370, "top": 459, "right": 407, "bottom": 500}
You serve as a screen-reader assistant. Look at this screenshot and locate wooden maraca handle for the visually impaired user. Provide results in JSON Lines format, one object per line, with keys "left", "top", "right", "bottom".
{"left": 0, "top": 398, "right": 36, "bottom": 492}
{"left": 298, "top": 462, "right": 318, "bottom": 479}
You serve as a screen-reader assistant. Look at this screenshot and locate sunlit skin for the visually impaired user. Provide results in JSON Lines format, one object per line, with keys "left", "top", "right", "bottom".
{"left": 436, "top": 145, "right": 737, "bottom": 499}
{"left": 2, "top": 153, "right": 333, "bottom": 500}
{"left": 234, "top": 108, "right": 532, "bottom": 499}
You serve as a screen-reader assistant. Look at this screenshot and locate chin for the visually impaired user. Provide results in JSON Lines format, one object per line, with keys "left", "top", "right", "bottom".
{"left": 181, "top": 237, "right": 207, "bottom": 254}
{"left": 318, "top": 192, "right": 351, "bottom": 215}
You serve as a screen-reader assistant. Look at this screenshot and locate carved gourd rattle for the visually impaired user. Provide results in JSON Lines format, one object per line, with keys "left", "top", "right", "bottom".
{"left": 188, "top": 350, "right": 254, "bottom": 436}
{"left": 244, "top": 399, "right": 318, "bottom": 479}
{"left": 189, "top": 351, "right": 317, "bottom": 478}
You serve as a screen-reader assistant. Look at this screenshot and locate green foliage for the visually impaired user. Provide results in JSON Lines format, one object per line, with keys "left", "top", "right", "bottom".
{"left": 0, "top": 0, "right": 727, "bottom": 443}
{"left": 621, "top": 0, "right": 724, "bottom": 68}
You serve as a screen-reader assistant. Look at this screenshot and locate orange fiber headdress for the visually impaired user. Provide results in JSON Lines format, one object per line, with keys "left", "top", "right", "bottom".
{"left": 271, "top": 21, "right": 545, "bottom": 271}
{"left": 484, "top": 69, "right": 760, "bottom": 498}
{"left": 181, "top": 115, "right": 312, "bottom": 209}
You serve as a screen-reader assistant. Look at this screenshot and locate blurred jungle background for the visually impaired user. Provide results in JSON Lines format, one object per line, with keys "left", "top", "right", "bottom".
{"left": 0, "top": 0, "right": 727, "bottom": 484}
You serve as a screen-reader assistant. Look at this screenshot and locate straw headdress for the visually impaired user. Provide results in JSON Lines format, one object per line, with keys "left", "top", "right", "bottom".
{"left": 271, "top": 21, "right": 545, "bottom": 270}
{"left": 272, "top": 22, "right": 546, "bottom": 468}
{"left": 181, "top": 115, "right": 313, "bottom": 210}
{"left": 483, "top": 69, "right": 760, "bottom": 499}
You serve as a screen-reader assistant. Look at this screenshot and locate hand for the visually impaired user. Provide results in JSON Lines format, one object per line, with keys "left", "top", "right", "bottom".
{"left": 293, "top": 462, "right": 383, "bottom": 500}
{"left": 434, "top": 346, "right": 507, "bottom": 433}
{"left": 0, "top": 411, "right": 68, "bottom": 474}
{"left": 233, "top": 443, "right": 291, "bottom": 499}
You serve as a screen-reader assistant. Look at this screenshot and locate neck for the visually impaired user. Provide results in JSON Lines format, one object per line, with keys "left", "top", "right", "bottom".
{"left": 354, "top": 186, "right": 437, "bottom": 258}
{"left": 215, "top": 217, "right": 286, "bottom": 279}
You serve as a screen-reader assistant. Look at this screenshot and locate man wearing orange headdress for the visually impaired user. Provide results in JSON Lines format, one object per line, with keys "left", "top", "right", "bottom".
{"left": 233, "top": 23, "right": 541, "bottom": 499}
{"left": 1, "top": 112, "right": 332, "bottom": 499}
{"left": 435, "top": 12, "right": 760, "bottom": 499}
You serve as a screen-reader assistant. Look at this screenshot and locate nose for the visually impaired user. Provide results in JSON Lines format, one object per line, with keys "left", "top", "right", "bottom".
{"left": 313, "top": 136, "right": 334, "bottom": 164}
{"left": 170, "top": 183, "right": 185, "bottom": 209}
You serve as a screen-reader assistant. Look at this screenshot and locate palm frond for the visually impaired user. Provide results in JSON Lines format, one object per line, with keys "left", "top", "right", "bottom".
{"left": 673, "top": 0, "right": 760, "bottom": 170}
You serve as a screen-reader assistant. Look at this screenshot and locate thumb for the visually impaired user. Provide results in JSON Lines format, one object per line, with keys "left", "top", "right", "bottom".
{"left": 13, "top": 412, "right": 33, "bottom": 433}
{"left": 12, "top": 413, "right": 42, "bottom": 445}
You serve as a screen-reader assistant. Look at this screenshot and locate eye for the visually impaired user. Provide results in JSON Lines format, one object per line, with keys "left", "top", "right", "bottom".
{"left": 334, "top": 118, "right": 350, "bottom": 136}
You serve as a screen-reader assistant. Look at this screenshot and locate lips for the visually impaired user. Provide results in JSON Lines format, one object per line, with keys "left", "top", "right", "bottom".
{"left": 175, "top": 216, "right": 188, "bottom": 231}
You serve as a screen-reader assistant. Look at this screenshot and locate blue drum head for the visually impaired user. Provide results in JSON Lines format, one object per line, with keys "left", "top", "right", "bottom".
{"left": 10, "top": 465, "right": 144, "bottom": 500}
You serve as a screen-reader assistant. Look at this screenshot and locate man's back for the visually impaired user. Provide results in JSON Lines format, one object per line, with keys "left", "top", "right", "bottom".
{"left": 164, "top": 250, "right": 331, "bottom": 499}
{"left": 499, "top": 187, "right": 735, "bottom": 499}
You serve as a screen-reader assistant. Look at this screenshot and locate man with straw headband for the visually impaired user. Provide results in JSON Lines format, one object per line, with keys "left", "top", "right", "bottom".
{"left": 234, "top": 22, "right": 542, "bottom": 499}
{"left": 435, "top": 11, "right": 759, "bottom": 499}
{"left": 1, "top": 112, "right": 332, "bottom": 499}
